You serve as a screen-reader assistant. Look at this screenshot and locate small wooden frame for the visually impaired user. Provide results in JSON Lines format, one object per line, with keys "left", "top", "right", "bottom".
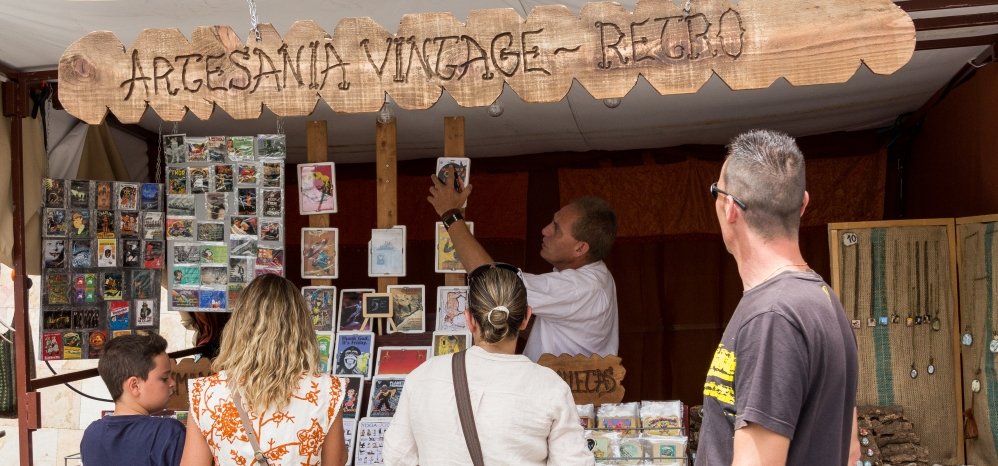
{"left": 362, "top": 292, "right": 395, "bottom": 335}
{"left": 536, "top": 354, "right": 626, "bottom": 406}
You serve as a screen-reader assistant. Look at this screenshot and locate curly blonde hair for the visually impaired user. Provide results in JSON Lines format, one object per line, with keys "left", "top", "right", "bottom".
{"left": 212, "top": 274, "right": 319, "bottom": 412}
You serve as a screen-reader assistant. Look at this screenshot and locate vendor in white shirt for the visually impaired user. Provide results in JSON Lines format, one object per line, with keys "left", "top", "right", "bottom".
{"left": 428, "top": 170, "right": 619, "bottom": 361}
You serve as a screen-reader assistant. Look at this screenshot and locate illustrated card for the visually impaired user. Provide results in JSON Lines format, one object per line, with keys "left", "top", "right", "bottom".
{"left": 43, "top": 178, "right": 66, "bottom": 208}
{"left": 140, "top": 183, "right": 163, "bottom": 211}
{"left": 43, "top": 240, "right": 69, "bottom": 269}
{"left": 95, "top": 181, "right": 114, "bottom": 210}
{"left": 43, "top": 310, "right": 72, "bottom": 330}
{"left": 298, "top": 162, "right": 337, "bottom": 214}
{"left": 228, "top": 258, "right": 253, "bottom": 284}
{"left": 163, "top": 134, "right": 188, "bottom": 163}
{"left": 142, "top": 212, "right": 164, "bottom": 240}
{"left": 340, "top": 375, "right": 365, "bottom": 419}
{"left": 186, "top": 136, "right": 208, "bottom": 162}
{"left": 301, "top": 228, "right": 338, "bottom": 279}
{"left": 167, "top": 166, "right": 189, "bottom": 195}
{"left": 170, "top": 289, "right": 198, "bottom": 310}
{"left": 166, "top": 218, "right": 194, "bottom": 239}
{"left": 333, "top": 332, "right": 375, "bottom": 379}
{"left": 229, "top": 235, "right": 258, "bottom": 258}
{"left": 375, "top": 346, "right": 430, "bottom": 376}
{"left": 368, "top": 227, "right": 406, "bottom": 277}
{"left": 143, "top": 241, "right": 164, "bottom": 269}
{"left": 432, "top": 331, "right": 471, "bottom": 357}
{"left": 261, "top": 162, "right": 283, "bottom": 188}
{"left": 228, "top": 136, "right": 254, "bottom": 161}
{"left": 172, "top": 243, "right": 201, "bottom": 264}
{"left": 212, "top": 164, "right": 234, "bottom": 192}
{"left": 386, "top": 285, "right": 426, "bottom": 334}
{"left": 62, "top": 331, "right": 84, "bottom": 359}
{"left": 116, "top": 183, "right": 139, "bottom": 210}
{"left": 96, "top": 238, "right": 117, "bottom": 267}
{"left": 118, "top": 211, "right": 140, "bottom": 239}
{"left": 107, "top": 301, "right": 130, "bottom": 330}
{"left": 260, "top": 220, "right": 281, "bottom": 242}
{"left": 69, "top": 180, "right": 92, "bottom": 209}
{"left": 435, "top": 221, "right": 473, "bottom": 273}
{"left": 367, "top": 377, "right": 405, "bottom": 418}
{"left": 172, "top": 265, "right": 200, "bottom": 286}
{"left": 45, "top": 273, "right": 70, "bottom": 305}
{"left": 316, "top": 332, "right": 333, "bottom": 373}
{"left": 256, "top": 246, "right": 284, "bottom": 269}
{"left": 199, "top": 289, "right": 228, "bottom": 312}
{"left": 205, "top": 193, "right": 228, "bottom": 220}
{"left": 94, "top": 210, "right": 115, "bottom": 238}
{"left": 436, "top": 286, "right": 470, "bottom": 332}
{"left": 68, "top": 209, "right": 91, "bottom": 238}
{"left": 189, "top": 167, "right": 210, "bottom": 194}
{"left": 41, "top": 332, "right": 62, "bottom": 360}
{"left": 44, "top": 208, "right": 68, "bottom": 237}
{"left": 200, "top": 266, "right": 228, "bottom": 286}
{"left": 354, "top": 417, "right": 391, "bottom": 466}
{"left": 255, "top": 134, "right": 286, "bottom": 158}
{"left": 121, "top": 240, "right": 142, "bottom": 267}
{"left": 101, "top": 271, "right": 125, "bottom": 301}
{"left": 197, "top": 222, "right": 225, "bottom": 242}
{"left": 343, "top": 418, "right": 358, "bottom": 466}
{"left": 362, "top": 293, "right": 392, "bottom": 318}
{"left": 230, "top": 216, "right": 258, "bottom": 236}
{"left": 132, "top": 270, "right": 158, "bottom": 300}
{"left": 435, "top": 156, "right": 470, "bottom": 207}
{"left": 200, "top": 244, "right": 228, "bottom": 264}
{"left": 303, "top": 286, "right": 337, "bottom": 332}
{"left": 339, "top": 289, "right": 374, "bottom": 332}
{"left": 237, "top": 163, "right": 259, "bottom": 185}
{"left": 237, "top": 187, "right": 257, "bottom": 215}
{"left": 87, "top": 330, "right": 108, "bottom": 359}
{"left": 261, "top": 189, "right": 283, "bottom": 217}
{"left": 206, "top": 136, "right": 227, "bottom": 162}
{"left": 166, "top": 194, "right": 195, "bottom": 216}
{"left": 134, "top": 299, "right": 157, "bottom": 327}
{"left": 71, "top": 307, "right": 100, "bottom": 329}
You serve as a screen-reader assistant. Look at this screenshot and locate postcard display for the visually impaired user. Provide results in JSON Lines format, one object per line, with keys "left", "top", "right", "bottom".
{"left": 39, "top": 178, "right": 166, "bottom": 360}
{"left": 164, "top": 134, "right": 286, "bottom": 312}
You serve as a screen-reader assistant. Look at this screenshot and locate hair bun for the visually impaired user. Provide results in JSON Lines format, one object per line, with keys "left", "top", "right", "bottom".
{"left": 486, "top": 306, "right": 510, "bottom": 327}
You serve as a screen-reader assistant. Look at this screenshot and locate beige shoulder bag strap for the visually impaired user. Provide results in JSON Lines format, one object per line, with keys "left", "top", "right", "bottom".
{"left": 230, "top": 384, "right": 271, "bottom": 466}
{"left": 452, "top": 350, "right": 486, "bottom": 466}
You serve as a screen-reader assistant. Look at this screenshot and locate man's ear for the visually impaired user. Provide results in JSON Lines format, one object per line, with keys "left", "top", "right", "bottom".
{"left": 574, "top": 241, "right": 590, "bottom": 258}
{"left": 800, "top": 190, "right": 810, "bottom": 217}
{"left": 724, "top": 196, "right": 739, "bottom": 224}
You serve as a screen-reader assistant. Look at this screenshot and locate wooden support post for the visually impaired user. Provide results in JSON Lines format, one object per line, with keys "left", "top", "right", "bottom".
{"left": 443, "top": 117, "right": 466, "bottom": 287}
{"left": 376, "top": 118, "right": 398, "bottom": 293}
{"left": 306, "top": 121, "right": 332, "bottom": 287}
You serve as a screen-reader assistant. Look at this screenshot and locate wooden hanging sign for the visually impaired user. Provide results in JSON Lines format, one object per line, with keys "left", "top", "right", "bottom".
{"left": 167, "top": 357, "right": 214, "bottom": 410}
{"left": 58, "top": 0, "right": 914, "bottom": 124}
{"left": 537, "top": 353, "right": 626, "bottom": 405}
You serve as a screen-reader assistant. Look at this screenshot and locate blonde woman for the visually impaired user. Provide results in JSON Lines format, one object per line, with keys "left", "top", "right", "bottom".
{"left": 181, "top": 274, "right": 347, "bottom": 466}
{"left": 383, "top": 263, "right": 594, "bottom": 466}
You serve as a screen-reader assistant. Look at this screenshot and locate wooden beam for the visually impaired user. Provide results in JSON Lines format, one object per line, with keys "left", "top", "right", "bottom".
{"left": 914, "top": 12, "right": 998, "bottom": 30}
{"left": 29, "top": 346, "right": 204, "bottom": 390}
{"left": 376, "top": 118, "right": 398, "bottom": 293}
{"left": 443, "top": 117, "right": 467, "bottom": 288}
{"left": 898, "top": 0, "right": 998, "bottom": 12}
{"left": 916, "top": 33, "right": 998, "bottom": 49}
{"left": 307, "top": 121, "right": 332, "bottom": 287}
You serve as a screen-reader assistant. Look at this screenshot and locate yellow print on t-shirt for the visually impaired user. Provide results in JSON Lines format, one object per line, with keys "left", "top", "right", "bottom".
{"left": 703, "top": 344, "right": 736, "bottom": 406}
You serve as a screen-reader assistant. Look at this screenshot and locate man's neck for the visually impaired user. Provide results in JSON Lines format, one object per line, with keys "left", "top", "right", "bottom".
{"left": 733, "top": 235, "right": 807, "bottom": 291}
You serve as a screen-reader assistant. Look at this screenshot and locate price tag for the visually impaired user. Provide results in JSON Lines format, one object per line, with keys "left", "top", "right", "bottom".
{"left": 842, "top": 232, "right": 859, "bottom": 247}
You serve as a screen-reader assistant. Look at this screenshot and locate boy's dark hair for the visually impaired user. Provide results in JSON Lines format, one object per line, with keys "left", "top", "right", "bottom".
{"left": 98, "top": 333, "right": 168, "bottom": 401}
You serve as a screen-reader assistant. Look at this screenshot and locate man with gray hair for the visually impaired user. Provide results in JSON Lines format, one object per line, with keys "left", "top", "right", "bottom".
{"left": 696, "top": 129, "right": 859, "bottom": 465}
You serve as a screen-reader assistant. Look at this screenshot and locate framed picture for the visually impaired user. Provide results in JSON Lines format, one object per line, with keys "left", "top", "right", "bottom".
{"left": 432, "top": 331, "right": 471, "bottom": 357}
{"left": 435, "top": 221, "right": 473, "bottom": 273}
{"left": 368, "top": 227, "right": 406, "bottom": 277}
{"left": 435, "top": 157, "right": 470, "bottom": 192}
{"left": 386, "top": 285, "right": 425, "bottom": 334}
{"left": 367, "top": 376, "right": 405, "bottom": 417}
{"left": 333, "top": 332, "right": 375, "bottom": 380}
{"left": 355, "top": 417, "right": 391, "bottom": 466}
{"left": 340, "top": 375, "right": 365, "bottom": 420}
{"left": 375, "top": 346, "right": 431, "bottom": 376}
{"left": 297, "top": 162, "right": 337, "bottom": 214}
{"left": 316, "top": 332, "right": 333, "bottom": 373}
{"left": 301, "top": 228, "right": 338, "bottom": 279}
{"left": 362, "top": 293, "right": 392, "bottom": 318}
{"left": 435, "top": 286, "right": 470, "bottom": 332}
{"left": 339, "top": 289, "right": 374, "bottom": 332}
{"left": 303, "top": 286, "right": 337, "bottom": 332}
{"left": 343, "top": 417, "right": 358, "bottom": 466}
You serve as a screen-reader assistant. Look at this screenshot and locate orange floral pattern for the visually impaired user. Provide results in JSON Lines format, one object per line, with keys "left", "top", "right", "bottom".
{"left": 189, "top": 372, "right": 345, "bottom": 466}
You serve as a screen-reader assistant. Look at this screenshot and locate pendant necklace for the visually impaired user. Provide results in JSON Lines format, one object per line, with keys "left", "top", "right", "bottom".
{"left": 890, "top": 240, "right": 901, "bottom": 325}
{"left": 927, "top": 281, "right": 936, "bottom": 375}
{"left": 906, "top": 242, "right": 917, "bottom": 327}
{"left": 850, "top": 238, "right": 861, "bottom": 329}
{"left": 922, "top": 241, "right": 932, "bottom": 326}
{"left": 909, "top": 303, "right": 919, "bottom": 379}
{"left": 964, "top": 233, "right": 979, "bottom": 346}
{"left": 931, "top": 240, "right": 942, "bottom": 332}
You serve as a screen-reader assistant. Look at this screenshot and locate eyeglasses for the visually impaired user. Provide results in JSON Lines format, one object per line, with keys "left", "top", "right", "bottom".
{"left": 709, "top": 182, "right": 748, "bottom": 211}
{"left": 467, "top": 262, "right": 525, "bottom": 286}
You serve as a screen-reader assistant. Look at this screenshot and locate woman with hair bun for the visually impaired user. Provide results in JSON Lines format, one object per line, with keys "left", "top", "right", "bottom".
{"left": 181, "top": 274, "right": 348, "bottom": 466}
{"left": 383, "top": 263, "right": 593, "bottom": 466}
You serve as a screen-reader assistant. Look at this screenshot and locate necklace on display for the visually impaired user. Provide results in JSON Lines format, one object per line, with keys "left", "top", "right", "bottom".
{"left": 922, "top": 241, "right": 932, "bottom": 325}
{"left": 927, "top": 281, "right": 936, "bottom": 376}
{"left": 850, "top": 240, "right": 861, "bottom": 330}
{"left": 910, "top": 302, "right": 919, "bottom": 379}
{"left": 907, "top": 242, "right": 917, "bottom": 327}
{"left": 932, "top": 241, "right": 942, "bottom": 332}
{"left": 964, "top": 233, "right": 979, "bottom": 346}
{"left": 891, "top": 240, "right": 901, "bottom": 325}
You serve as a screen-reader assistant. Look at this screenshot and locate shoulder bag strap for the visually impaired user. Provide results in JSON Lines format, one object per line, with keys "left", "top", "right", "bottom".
{"left": 230, "top": 385, "right": 271, "bottom": 466}
{"left": 452, "top": 350, "right": 486, "bottom": 466}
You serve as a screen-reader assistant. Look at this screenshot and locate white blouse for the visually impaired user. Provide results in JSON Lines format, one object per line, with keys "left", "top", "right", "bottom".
{"left": 382, "top": 346, "right": 594, "bottom": 466}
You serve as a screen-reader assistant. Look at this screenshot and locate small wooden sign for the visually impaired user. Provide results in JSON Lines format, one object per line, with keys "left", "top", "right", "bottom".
{"left": 167, "top": 357, "right": 214, "bottom": 411}
{"left": 537, "top": 353, "right": 626, "bottom": 405}
{"left": 58, "top": 0, "right": 914, "bottom": 124}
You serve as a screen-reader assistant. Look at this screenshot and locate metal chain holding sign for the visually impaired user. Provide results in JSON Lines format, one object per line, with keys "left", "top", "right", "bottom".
{"left": 155, "top": 123, "right": 163, "bottom": 183}
{"left": 246, "top": 0, "right": 261, "bottom": 41}
{"left": 276, "top": 117, "right": 285, "bottom": 135}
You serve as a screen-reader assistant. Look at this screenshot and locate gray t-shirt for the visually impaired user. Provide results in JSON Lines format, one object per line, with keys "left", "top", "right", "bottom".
{"left": 695, "top": 271, "right": 858, "bottom": 466}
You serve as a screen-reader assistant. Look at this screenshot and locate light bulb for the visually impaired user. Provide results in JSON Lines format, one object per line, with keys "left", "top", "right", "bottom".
{"left": 377, "top": 98, "right": 395, "bottom": 123}
{"left": 603, "top": 98, "right": 622, "bottom": 109}
{"left": 487, "top": 100, "right": 504, "bottom": 117}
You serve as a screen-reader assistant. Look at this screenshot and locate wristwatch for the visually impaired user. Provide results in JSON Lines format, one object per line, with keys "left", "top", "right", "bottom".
{"left": 441, "top": 209, "right": 464, "bottom": 230}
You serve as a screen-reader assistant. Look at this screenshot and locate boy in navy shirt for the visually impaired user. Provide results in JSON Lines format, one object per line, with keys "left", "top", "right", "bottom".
{"left": 81, "top": 333, "right": 185, "bottom": 465}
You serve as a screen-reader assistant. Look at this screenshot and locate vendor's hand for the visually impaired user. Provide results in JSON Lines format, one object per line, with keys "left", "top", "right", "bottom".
{"left": 428, "top": 167, "right": 472, "bottom": 216}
